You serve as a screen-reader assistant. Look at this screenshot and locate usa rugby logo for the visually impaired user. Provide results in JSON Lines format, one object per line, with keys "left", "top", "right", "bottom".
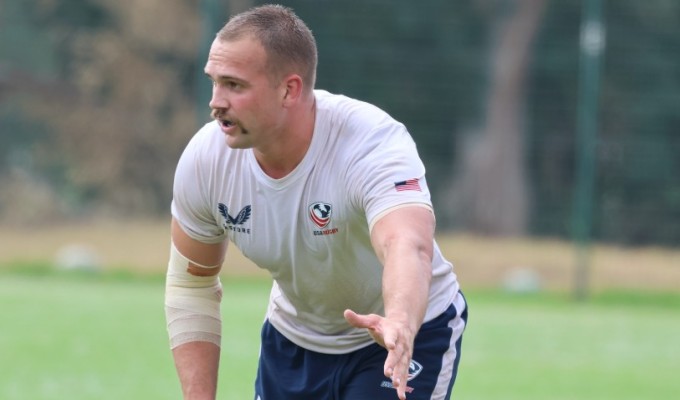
{"left": 309, "top": 202, "right": 332, "bottom": 228}
{"left": 379, "top": 359, "right": 423, "bottom": 394}
{"left": 408, "top": 360, "right": 423, "bottom": 381}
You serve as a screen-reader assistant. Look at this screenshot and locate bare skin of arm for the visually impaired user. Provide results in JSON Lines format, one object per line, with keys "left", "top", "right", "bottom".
{"left": 170, "top": 218, "right": 228, "bottom": 400}
{"left": 344, "top": 206, "right": 434, "bottom": 400}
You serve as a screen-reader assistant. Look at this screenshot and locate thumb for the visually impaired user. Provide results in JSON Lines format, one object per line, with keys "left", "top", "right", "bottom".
{"left": 344, "top": 309, "right": 389, "bottom": 349}
{"left": 343, "top": 309, "right": 378, "bottom": 330}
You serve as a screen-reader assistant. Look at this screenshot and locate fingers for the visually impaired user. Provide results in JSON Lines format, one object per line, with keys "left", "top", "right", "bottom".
{"left": 390, "top": 363, "right": 409, "bottom": 399}
{"left": 395, "top": 376, "right": 407, "bottom": 400}
{"left": 383, "top": 334, "right": 411, "bottom": 399}
{"left": 385, "top": 362, "right": 408, "bottom": 399}
{"left": 344, "top": 310, "right": 413, "bottom": 399}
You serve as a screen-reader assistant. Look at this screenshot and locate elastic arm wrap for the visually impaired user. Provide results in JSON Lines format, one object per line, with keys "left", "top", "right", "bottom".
{"left": 165, "top": 242, "right": 222, "bottom": 349}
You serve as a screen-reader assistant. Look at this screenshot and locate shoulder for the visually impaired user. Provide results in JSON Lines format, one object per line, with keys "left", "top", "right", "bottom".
{"left": 314, "top": 90, "right": 411, "bottom": 155}
{"left": 181, "top": 121, "right": 226, "bottom": 160}
{"left": 173, "top": 121, "right": 233, "bottom": 194}
{"left": 175, "top": 121, "right": 235, "bottom": 177}
{"left": 171, "top": 121, "right": 232, "bottom": 240}
{"left": 315, "top": 89, "right": 399, "bottom": 131}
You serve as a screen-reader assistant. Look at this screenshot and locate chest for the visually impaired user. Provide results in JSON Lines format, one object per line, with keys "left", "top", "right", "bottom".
{"left": 212, "top": 166, "right": 365, "bottom": 271}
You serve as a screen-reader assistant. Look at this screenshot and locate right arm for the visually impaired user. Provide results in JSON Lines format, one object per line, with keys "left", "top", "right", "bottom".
{"left": 166, "top": 217, "right": 228, "bottom": 400}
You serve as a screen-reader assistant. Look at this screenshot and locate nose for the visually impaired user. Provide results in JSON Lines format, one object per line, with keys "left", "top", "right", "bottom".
{"left": 209, "top": 84, "right": 228, "bottom": 110}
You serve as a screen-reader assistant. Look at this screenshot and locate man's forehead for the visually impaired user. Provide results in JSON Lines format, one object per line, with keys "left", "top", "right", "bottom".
{"left": 209, "top": 35, "right": 264, "bottom": 55}
{"left": 205, "top": 37, "right": 266, "bottom": 75}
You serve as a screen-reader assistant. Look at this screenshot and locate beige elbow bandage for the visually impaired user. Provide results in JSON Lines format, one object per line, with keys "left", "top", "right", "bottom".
{"left": 165, "top": 242, "right": 222, "bottom": 349}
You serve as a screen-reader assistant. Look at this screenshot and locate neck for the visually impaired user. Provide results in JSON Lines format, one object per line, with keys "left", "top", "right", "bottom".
{"left": 255, "top": 95, "right": 316, "bottom": 179}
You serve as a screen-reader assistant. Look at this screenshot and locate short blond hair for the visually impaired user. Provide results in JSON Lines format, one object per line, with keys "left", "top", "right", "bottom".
{"left": 217, "top": 4, "right": 318, "bottom": 91}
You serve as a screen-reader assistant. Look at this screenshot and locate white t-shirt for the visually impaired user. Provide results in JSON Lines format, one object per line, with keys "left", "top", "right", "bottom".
{"left": 172, "top": 90, "right": 459, "bottom": 353}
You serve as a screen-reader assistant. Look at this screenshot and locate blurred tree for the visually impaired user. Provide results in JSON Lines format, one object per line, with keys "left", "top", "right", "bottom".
{"left": 286, "top": 0, "right": 488, "bottom": 219}
{"left": 229, "top": 0, "right": 254, "bottom": 14}
{"left": 528, "top": 0, "right": 680, "bottom": 245}
{"left": 594, "top": 0, "right": 680, "bottom": 245}
{"left": 0, "top": 0, "right": 78, "bottom": 222}
{"left": 24, "top": 0, "right": 202, "bottom": 218}
{"left": 446, "top": 0, "right": 546, "bottom": 236}
{"left": 1, "top": 0, "right": 678, "bottom": 245}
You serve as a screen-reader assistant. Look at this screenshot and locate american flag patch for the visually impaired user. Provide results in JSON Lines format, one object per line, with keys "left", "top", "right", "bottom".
{"left": 394, "top": 178, "right": 421, "bottom": 192}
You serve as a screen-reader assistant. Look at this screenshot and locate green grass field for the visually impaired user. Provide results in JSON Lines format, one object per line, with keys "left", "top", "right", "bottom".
{"left": 1, "top": 266, "right": 679, "bottom": 400}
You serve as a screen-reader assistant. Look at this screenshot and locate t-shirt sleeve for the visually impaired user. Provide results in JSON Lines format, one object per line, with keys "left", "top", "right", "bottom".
{"left": 347, "top": 121, "right": 433, "bottom": 228}
{"left": 170, "top": 127, "right": 227, "bottom": 244}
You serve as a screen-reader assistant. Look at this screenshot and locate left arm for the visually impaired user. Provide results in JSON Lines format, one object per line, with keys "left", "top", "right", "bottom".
{"left": 344, "top": 205, "right": 434, "bottom": 400}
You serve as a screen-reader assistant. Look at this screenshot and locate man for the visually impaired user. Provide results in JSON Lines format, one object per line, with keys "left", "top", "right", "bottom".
{"left": 165, "top": 4, "right": 467, "bottom": 400}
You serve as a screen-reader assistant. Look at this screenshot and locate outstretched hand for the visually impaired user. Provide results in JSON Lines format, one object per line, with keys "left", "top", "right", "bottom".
{"left": 344, "top": 309, "right": 415, "bottom": 400}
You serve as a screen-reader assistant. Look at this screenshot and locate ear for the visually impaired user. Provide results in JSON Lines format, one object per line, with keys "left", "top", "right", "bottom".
{"left": 281, "top": 74, "right": 304, "bottom": 106}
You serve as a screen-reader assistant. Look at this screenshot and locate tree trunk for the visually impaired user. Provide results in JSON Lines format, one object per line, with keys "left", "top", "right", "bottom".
{"left": 449, "top": 0, "right": 546, "bottom": 236}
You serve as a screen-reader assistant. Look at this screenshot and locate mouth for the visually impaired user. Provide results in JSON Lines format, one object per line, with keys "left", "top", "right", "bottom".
{"left": 213, "top": 112, "right": 235, "bottom": 130}
{"left": 219, "top": 118, "right": 235, "bottom": 129}
{"left": 211, "top": 109, "right": 247, "bottom": 134}
{"left": 218, "top": 117, "right": 248, "bottom": 135}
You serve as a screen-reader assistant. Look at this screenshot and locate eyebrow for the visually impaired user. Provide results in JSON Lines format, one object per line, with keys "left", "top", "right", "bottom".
{"left": 204, "top": 72, "right": 245, "bottom": 84}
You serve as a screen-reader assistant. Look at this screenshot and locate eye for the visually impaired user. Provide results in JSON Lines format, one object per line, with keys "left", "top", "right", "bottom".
{"left": 227, "top": 81, "right": 241, "bottom": 90}
{"left": 206, "top": 75, "right": 244, "bottom": 90}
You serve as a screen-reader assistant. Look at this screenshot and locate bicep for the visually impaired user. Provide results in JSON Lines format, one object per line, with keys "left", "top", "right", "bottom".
{"left": 370, "top": 205, "right": 435, "bottom": 264}
{"left": 171, "top": 217, "right": 227, "bottom": 276}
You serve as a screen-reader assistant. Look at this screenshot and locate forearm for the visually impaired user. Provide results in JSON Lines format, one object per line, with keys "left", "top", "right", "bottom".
{"left": 382, "top": 242, "right": 432, "bottom": 335}
{"left": 173, "top": 342, "right": 221, "bottom": 400}
{"left": 166, "top": 219, "right": 227, "bottom": 399}
{"left": 166, "top": 281, "right": 223, "bottom": 400}
{"left": 372, "top": 206, "right": 435, "bottom": 335}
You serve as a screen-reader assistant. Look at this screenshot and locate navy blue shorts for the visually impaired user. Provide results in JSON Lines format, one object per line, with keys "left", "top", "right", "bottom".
{"left": 254, "top": 293, "right": 468, "bottom": 400}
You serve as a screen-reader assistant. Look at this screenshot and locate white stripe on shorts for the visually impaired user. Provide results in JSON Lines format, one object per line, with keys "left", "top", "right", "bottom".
{"left": 430, "top": 291, "right": 467, "bottom": 399}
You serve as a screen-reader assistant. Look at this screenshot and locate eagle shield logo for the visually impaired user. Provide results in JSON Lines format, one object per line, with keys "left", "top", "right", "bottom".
{"left": 309, "top": 202, "right": 332, "bottom": 228}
